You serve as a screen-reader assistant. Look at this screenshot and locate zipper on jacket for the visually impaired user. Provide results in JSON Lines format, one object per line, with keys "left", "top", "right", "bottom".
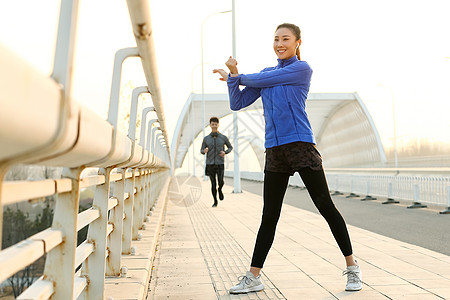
{"left": 271, "top": 97, "right": 278, "bottom": 145}
{"left": 287, "top": 102, "right": 299, "bottom": 135}
{"left": 214, "top": 136, "right": 216, "bottom": 164}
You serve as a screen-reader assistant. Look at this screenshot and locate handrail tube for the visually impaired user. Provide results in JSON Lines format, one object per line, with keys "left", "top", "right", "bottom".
{"left": 0, "top": 46, "right": 65, "bottom": 165}
{"left": 0, "top": 0, "right": 173, "bottom": 298}
{"left": 146, "top": 123, "right": 159, "bottom": 151}
{"left": 16, "top": 278, "right": 53, "bottom": 300}
{"left": 73, "top": 276, "right": 87, "bottom": 300}
{"left": 0, "top": 0, "right": 82, "bottom": 167}
{"left": 75, "top": 242, "right": 94, "bottom": 269}
{"left": 126, "top": 0, "right": 170, "bottom": 161}
{"left": 107, "top": 47, "right": 140, "bottom": 131}
{"left": 0, "top": 240, "right": 44, "bottom": 283}
{"left": 80, "top": 175, "right": 106, "bottom": 188}
{"left": 129, "top": 87, "right": 151, "bottom": 141}
{"left": 152, "top": 133, "right": 163, "bottom": 154}
{"left": 85, "top": 47, "right": 139, "bottom": 168}
{"left": 77, "top": 208, "right": 100, "bottom": 231}
{"left": 139, "top": 111, "right": 157, "bottom": 147}
{"left": 150, "top": 127, "right": 161, "bottom": 154}
{"left": 51, "top": 0, "right": 79, "bottom": 103}
{"left": 1, "top": 179, "right": 56, "bottom": 206}
{"left": 131, "top": 119, "right": 159, "bottom": 168}
{"left": 115, "top": 88, "right": 152, "bottom": 168}
{"left": 0, "top": 227, "right": 64, "bottom": 283}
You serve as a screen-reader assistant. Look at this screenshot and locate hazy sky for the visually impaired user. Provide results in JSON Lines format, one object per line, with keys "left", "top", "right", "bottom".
{"left": 1, "top": 0, "right": 449, "bottom": 152}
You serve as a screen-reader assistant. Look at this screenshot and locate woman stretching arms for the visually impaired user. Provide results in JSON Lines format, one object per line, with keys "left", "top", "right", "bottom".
{"left": 213, "top": 23, "right": 362, "bottom": 294}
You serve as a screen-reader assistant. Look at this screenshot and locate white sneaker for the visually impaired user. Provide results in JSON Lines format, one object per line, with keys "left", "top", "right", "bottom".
{"left": 229, "top": 271, "right": 264, "bottom": 294}
{"left": 343, "top": 264, "right": 362, "bottom": 291}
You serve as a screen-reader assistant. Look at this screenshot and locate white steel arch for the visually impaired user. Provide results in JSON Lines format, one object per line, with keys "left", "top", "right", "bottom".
{"left": 170, "top": 93, "right": 262, "bottom": 170}
{"left": 171, "top": 92, "right": 386, "bottom": 171}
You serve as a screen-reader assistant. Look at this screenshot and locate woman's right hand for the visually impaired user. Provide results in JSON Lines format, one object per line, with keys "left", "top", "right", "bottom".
{"left": 213, "top": 69, "right": 228, "bottom": 81}
{"left": 225, "top": 56, "right": 238, "bottom": 74}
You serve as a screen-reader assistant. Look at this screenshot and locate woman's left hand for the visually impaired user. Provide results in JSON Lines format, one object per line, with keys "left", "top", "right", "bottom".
{"left": 213, "top": 69, "right": 228, "bottom": 81}
{"left": 225, "top": 56, "right": 238, "bottom": 74}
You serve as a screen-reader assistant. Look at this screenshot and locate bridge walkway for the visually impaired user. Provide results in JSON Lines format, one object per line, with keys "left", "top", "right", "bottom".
{"left": 143, "top": 176, "right": 450, "bottom": 299}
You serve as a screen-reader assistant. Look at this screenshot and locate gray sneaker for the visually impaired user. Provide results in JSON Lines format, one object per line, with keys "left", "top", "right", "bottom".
{"left": 343, "top": 264, "right": 362, "bottom": 291}
{"left": 229, "top": 271, "right": 264, "bottom": 294}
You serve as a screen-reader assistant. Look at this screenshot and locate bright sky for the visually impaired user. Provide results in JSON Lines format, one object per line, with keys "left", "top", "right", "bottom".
{"left": 1, "top": 0, "right": 450, "bottom": 152}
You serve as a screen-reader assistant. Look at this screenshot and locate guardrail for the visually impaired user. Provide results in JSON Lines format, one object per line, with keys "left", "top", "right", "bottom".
{"left": 1, "top": 168, "right": 169, "bottom": 299}
{"left": 0, "top": 0, "right": 171, "bottom": 298}
{"left": 225, "top": 169, "right": 450, "bottom": 213}
{"left": 325, "top": 173, "right": 450, "bottom": 207}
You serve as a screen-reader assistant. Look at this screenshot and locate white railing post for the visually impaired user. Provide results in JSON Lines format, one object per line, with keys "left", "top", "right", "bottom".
{"left": 383, "top": 181, "right": 399, "bottom": 204}
{"left": 141, "top": 170, "right": 148, "bottom": 225}
{"left": 43, "top": 167, "right": 83, "bottom": 300}
{"left": 346, "top": 176, "right": 359, "bottom": 198}
{"left": 149, "top": 171, "right": 159, "bottom": 211}
{"left": 132, "top": 170, "right": 144, "bottom": 240}
{"left": 440, "top": 186, "right": 450, "bottom": 214}
{"left": 145, "top": 171, "right": 152, "bottom": 219}
{"left": 361, "top": 178, "right": 377, "bottom": 201}
{"left": 331, "top": 176, "right": 343, "bottom": 196}
{"left": 122, "top": 168, "right": 136, "bottom": 254}
{"left": 407, "top": 183, "right": 427, "bottom": 209}
{"left": 81, "top": 168, "right": 112, "bottom": 299}
{"left": 151, "top": 171, "right": 158, "bottom": 209}
{"left": 106, "top": 168, "right": 125, "bottom": 276}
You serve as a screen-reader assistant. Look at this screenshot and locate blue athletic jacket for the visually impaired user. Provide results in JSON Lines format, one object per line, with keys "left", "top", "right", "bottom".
{"left": 227, "top": 56, "right": 314, "bottom": 148}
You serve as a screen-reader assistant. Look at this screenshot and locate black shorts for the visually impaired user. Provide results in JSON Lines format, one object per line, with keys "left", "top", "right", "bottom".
{"left": 205, "top": 164, "right": 224, "bottom": 177}
{"left": 264, "top": 141, "right": 323, "bottom": 175}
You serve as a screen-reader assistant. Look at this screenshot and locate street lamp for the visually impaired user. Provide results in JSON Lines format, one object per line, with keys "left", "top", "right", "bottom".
{"left": 201, "top": 9, "right": 232, "bottom": 180}
{"left": 191, "top": 101, "right": 196, "bottom": 176}
{"left": 201, "top": 3, "right": 241, "bottom": 192}
{"left": 230, "top": 0, "right": 241, "bottom": 193}
{"left": 377, "top": 84, "right": 398, "bottom": 168}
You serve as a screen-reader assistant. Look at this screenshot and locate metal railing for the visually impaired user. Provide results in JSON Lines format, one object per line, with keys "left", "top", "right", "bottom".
{"left": 225, "top": 168, "right": 450, "bottom": 213}
{"left": 0, "top": 0, "right": 171, "bottom": 299}
{"left": 1, "top": 168, "right": 169, "bottom": 299}
{"left": 325, "top": 172, "right": 450, "bottom": 208}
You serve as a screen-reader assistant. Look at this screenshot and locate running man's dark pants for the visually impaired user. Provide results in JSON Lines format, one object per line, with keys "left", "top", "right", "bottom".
{"left": 207, "top": 164, "right": 224, "bottom": 204}
{"left": 251, "top": 168, "right": 353, "bottom": 268}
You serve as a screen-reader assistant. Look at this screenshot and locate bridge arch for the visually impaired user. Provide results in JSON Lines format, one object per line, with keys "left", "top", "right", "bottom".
{"left": 171, "top": 92, "right": 386, "bottom": 171}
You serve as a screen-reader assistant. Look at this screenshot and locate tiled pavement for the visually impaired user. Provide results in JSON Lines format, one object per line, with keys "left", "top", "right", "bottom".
{"left": 147, "top": 176, "right": 450, "bottom": 299}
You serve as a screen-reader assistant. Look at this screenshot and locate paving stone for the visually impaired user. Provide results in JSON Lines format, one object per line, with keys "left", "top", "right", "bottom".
{"left": 145, "top": 178, "right": 450, "bottom": 299}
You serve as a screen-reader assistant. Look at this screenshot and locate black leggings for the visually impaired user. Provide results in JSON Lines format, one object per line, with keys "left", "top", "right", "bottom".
{"left": 251, "top": 168, "right": 353, "bottom": 268}
{"left": 206, "top": 164, "right": 224, "bottom": 203}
